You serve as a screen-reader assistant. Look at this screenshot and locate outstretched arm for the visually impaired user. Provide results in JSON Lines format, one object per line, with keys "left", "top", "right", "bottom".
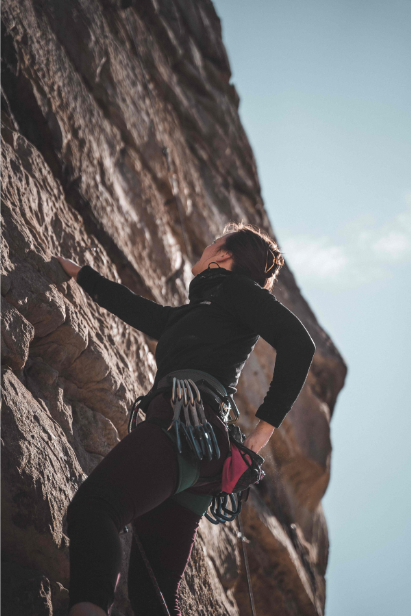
{"left": 56, "top": 257, "right": 172, "bottom": 340}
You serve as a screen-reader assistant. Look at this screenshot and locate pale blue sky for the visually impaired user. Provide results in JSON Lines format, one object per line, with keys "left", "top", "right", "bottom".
{"left": 213, "top": 1, "right": 411, "bottom": 614}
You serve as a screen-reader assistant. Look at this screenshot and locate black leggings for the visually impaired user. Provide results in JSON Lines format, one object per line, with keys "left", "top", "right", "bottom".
{"left": 66, "top": 397, "right": 229, "bottom": 615}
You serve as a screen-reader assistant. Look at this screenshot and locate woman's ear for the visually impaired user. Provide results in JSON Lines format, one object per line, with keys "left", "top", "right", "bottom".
{"left": 215, "top": 250, "right": 233, "bottom": 264}
{"left": 215, "top": 250, "right": 228, "bottom": 261}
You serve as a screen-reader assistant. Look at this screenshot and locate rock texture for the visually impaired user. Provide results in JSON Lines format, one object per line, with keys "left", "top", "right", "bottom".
{"left": 1, "top": 1, "right": 347, "bottom": 615}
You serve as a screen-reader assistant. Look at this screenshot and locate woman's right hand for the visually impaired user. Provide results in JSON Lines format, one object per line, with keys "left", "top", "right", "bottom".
{"left": 55, "top": 256, "right": 81, "bottom": 280}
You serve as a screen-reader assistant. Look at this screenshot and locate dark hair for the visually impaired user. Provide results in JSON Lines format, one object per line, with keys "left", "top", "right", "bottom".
{"left": 220, "top": 223, "right": 284, "bottom": 291}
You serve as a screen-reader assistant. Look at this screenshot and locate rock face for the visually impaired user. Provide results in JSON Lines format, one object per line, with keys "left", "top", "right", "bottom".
{"left": 1, "top": 1, "right": 347, "bottom": 615}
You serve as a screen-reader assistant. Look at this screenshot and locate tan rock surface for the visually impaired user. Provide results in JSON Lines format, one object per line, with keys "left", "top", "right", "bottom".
{"left": 1, "top": 1, "right": 346, "bottom": 614}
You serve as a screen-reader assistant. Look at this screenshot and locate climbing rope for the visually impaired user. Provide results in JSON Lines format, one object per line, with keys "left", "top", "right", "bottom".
{"left": 124, "top": 7, "right": 192, "bottom": 259}
{"left": 132, "top": 528, "right": 171, "bottom": 616}
{"left": 238, "top": 513, "right": 257, "bottom": 616}
{"left": 121, "top": 8, "right": 257, "bottom": 614}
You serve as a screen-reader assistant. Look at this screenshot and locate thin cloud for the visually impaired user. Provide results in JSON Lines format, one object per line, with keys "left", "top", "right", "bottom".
{"left": 281, "top": 199, "right": 411, "bottom": 290}
{"left": 281, "top": 237, "right": 348, "bottom": 279}
{"left": 372, "top": 231, "right": 410, "bottom": 261}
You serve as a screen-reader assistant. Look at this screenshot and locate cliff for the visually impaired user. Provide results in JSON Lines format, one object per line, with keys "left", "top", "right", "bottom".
{"left": 1, "top": 1, "right": 347, "bottom": 614}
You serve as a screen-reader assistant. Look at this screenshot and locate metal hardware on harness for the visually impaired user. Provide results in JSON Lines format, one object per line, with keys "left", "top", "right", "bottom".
{"left": 167, "top": 378, "right": 220, "bottom": 461}
{"left": 199, "top": 380, "right": 240, "bottom": 425}
{"left": 128, "top": 395, "right": 145, "bottom": 433}
{"left": 219, "top": 400, "right": 233, "bottom": 423}
{"left": 188, "top": 379, "right": 220, "bottom": 460}
{"left": 168, "top": 378, "right": 185, "bottom": 454}
{"left": 204, "top": 491, "right": 246, "bottom": 525}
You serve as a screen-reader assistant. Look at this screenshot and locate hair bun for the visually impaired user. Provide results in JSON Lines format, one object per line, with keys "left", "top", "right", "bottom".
{"left": 221, "top": 222, "right": 284, "bottom": 290}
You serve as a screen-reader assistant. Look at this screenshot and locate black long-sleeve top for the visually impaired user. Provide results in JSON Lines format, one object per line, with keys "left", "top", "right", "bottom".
{"left": 76, "top": 265, "right": 315, "bottom": 428}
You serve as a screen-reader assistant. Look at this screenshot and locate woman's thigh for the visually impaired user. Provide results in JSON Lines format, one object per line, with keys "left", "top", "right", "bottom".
{"left": 68, "top": 421, "right": 180, "bottom": 530}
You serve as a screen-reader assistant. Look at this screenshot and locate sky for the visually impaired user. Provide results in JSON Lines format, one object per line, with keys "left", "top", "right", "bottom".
{"left": 212, "top": 1, "right": 411, "bottom": 614}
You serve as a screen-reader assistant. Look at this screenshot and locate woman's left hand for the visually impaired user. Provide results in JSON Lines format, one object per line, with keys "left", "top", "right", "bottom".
{"left": 243, "top": 420, "right": 275, "bottom": 453}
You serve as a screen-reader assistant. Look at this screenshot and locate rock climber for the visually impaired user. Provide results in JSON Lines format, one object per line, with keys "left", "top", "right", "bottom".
{"left": 56, "top": 222, "right": 315, "bottom": 616}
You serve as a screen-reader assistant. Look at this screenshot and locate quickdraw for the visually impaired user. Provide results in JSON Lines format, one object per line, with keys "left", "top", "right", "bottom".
{"left": 168, "top": 378, "right": 220, "bottom": 461}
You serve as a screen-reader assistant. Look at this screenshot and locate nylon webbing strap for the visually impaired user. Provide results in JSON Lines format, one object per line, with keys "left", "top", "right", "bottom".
{"left": 132, "top": 528, "right": 171, "bottom": 616}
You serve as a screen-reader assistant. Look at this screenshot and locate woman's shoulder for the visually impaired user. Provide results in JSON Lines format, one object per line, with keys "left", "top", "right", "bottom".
{"left": 207, "top": 271, "right": 276, "bottom": 309}
{"left": 225, "top": 272, "right": 275, "bottom": 297}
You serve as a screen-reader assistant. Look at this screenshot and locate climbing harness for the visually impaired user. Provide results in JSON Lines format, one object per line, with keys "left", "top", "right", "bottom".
{"left": 127, "top": 372, "right": 262, "bottom": 610}
{"left": 128, "top": 369, "right": 264, "bottom": 524}
{"left": 129, "top": 368, "right": 240, "bottom": 433}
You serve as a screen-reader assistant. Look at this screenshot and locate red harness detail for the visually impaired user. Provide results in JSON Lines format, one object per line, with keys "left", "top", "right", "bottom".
{"left": 222, "top": 444, "right": 252, "bottom": 494}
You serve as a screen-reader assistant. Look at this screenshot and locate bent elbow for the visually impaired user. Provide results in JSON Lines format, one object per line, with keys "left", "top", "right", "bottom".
{"left": 308, "top": 335, "right": 316, "bottom": 358}
{"left": 304, "top": 335, "right": 316, "bottom": 369}
{"left": 297, "top": 328, "right": 315, "bottom": 365}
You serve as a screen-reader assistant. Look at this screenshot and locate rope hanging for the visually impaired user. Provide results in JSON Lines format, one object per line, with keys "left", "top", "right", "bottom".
{"left": 132, "top": 529, "right": 171, "bottom": 616}
{"left": 238, "top": 514, "right": 257, "bottom": 616}
{"left": 124, "top": 8, "right": 192, "bottom": 260}
{"left": 121, "top": 7, "right": 256, "bottom": 615}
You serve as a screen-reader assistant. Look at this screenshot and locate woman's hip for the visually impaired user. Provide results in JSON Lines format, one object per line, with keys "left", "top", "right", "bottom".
{"left": 67, "top": 421, "right": 180, "bottom": 530}
{"left": 67, "top": 391, "right": 230, "bottom": 529}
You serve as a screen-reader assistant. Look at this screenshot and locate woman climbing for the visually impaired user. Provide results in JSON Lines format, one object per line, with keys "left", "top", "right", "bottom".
{"left": 57, "top": 222, "right": 315, "bottom": 616}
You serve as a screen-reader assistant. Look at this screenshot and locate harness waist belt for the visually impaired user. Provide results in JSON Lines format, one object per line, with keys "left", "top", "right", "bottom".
{"left": 157, "top": 369, "right": 240, "bottom": 425}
